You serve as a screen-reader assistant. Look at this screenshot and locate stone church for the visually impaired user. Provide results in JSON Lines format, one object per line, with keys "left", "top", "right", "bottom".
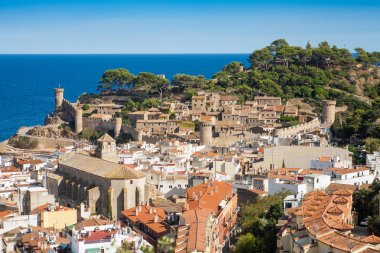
{"left": 47, "top": 134, "right": 146, "bottom": 219}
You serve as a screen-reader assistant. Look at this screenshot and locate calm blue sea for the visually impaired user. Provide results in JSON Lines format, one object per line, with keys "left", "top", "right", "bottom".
{"left": 0, "top": 54, "right": 249, "bottom": 141}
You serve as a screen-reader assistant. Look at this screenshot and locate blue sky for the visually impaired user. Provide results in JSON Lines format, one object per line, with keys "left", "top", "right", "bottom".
{"left": 0, "top": 0, "right": 379, "bottom": 53}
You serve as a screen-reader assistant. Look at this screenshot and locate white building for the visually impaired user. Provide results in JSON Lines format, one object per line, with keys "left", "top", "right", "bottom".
{"left": 68, "top": 221, "right": 152, "bottom": 253}
{"left": 366, "top": 151, "right": 380, "bottom": 176}
{"left": 302, "top": 174, "right": 331, "bottom": 193}
{"left": 310, "top": 156, "right": 352, "bottom": 170}
{"left": 0, "top": 213, "right": 38, "bottom": 234}
{"left": 324, "top": 167, "right": 376, "bottom": 186}
{"left": 268, "top": 177, "right": 307, "bottom": 196}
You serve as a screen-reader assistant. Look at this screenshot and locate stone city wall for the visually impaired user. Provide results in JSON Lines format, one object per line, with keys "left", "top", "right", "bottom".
{"left": 274, "top": 117, "right": 320, "bottom": 137}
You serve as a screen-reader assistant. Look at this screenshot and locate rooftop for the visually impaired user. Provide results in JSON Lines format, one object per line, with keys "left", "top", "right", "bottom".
{"left": 59, "top": 153, "right": 145, "bottom": 179}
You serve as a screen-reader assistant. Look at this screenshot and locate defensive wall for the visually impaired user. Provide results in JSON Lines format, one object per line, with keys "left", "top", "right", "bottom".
{"left": 274, "top": 117, "right": 321, "bottom": 137}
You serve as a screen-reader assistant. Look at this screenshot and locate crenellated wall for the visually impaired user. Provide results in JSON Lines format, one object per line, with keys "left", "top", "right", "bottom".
{"left": 60, "top": 99, "right": 77, "bottom": 122}
{"left": 274, "top": 117, "right": 321, "bottom": 137}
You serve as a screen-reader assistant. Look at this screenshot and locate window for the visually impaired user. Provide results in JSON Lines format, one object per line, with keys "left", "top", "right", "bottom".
{"left": 160, "top": 185, "right": 163, "bottom": 188}
{"left": 178, "top": 184, "right": 181, "bottom": 188}
{"left": 151, "top": 176, "right": 153, "bottom": 180}
{"left": 130, "top": 180, "right": 133, "bottom": 184}
{"left": 169, "top": 185, "right": 172, "bottom": 189}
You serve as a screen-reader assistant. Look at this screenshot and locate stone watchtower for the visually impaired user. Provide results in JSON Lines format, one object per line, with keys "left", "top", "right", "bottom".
{"left": 96, "top": 133, "right": 117, "bottom": 163}
{"left": 75, "top": 107, "right": 83, "bottom": 134}
{"left": 114, "top": 117, "right": 122, "bottom": 139}
{"left": 322, "top": 100, "right": 336, "bottom": 127}
{"left": 200, "top": 117, "right": 215, "bottom": 146}
{"left": 54, "top": 88, "right": 64, "bottom": 111}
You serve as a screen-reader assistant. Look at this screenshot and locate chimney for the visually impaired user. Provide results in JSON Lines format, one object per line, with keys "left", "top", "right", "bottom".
{"left": 195, "top": 194, "right": 199, "bottom": 200}
{"left": 138, "top": 205, "right": 142, "bottom": 212}
{"left": 135, "top": 207, "right": 139, "bottom": 216}
{"left": 215, "top": 186, "right": 218, "bottom": 193}
{"left": 149, "top": 208, "right": 153, "bottom": 214}
{"left": 210, "top": 190, "right": 214, "bottom": 196}
{"left": 199, "top": 191, "right": 203, "bottom": 196}
{"left": 154, "top": 214, "right": 158, "bottom": 223}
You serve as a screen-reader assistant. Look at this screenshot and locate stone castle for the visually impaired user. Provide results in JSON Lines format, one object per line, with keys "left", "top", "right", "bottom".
{"left": 47, "top": 87, "right": 337, "bottom": 147}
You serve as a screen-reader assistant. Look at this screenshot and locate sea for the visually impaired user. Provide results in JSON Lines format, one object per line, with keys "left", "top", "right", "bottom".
{"left": 0, "top": 54, "right": 249, "bottom": 141}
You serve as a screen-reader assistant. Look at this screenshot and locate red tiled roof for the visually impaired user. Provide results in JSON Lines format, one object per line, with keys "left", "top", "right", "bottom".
{"left": 121, "top": 205, "right": 169, "bottom": 234}
{"left": 0, "top": 210, "right": 13, "bottom": 218}
{"left": 361, "top": 235, "right": 380, "bottom": 244}
{"left": 186, "top": 181, "right": 233, "bottom": 214}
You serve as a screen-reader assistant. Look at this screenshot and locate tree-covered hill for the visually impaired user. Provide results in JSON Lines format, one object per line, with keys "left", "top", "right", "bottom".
{"left": 94, "top": 39, "right": 380, "bottom": 149}
{"left": 187, "top": 39, "right": 380, "bottom": 146}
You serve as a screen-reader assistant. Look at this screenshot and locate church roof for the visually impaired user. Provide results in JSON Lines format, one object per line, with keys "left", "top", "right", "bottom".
{"left": 97, "top": 133, "right": 115, "bottom": 142}
{"left": 59, "top": 153, "right": 145, "bottom": 180}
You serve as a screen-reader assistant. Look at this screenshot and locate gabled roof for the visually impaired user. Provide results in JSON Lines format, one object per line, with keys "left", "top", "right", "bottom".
{"left": 333, "top": 189, "right": 353, "bottom": 196}
{"left": 59, "top": 153, "right": 145, "bottom": 179}
{"left": 76, "top": 218, "right": 113, "bottom": 229}
{"left": 175, "top": 208, "right": 212, "bottom": 252}
{"left": 361, "top": 235, "right": 380, "bottom": 244}
{"left": 326, "top": 183, "right": 357, "bottom": 193}
{"left": 186, "top": 181, "right": 233, "bottom": 214}
{"left": 326, "top": 205, "right": 343, "bottom": 214}
{"left": 97, "top": 133, "right": 115, "bottom": 142}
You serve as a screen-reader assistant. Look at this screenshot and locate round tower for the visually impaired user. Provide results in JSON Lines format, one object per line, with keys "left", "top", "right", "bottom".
{"left": 137, "top": 130, "right": 143, "bottom": 142}
{"left": 322, "top": 100, "right": 336, "bottom": 127}
{"left": 75, "top": 108, "right": 83, "bottom": 134}
{"left": 114, "top": 117, "right": 122, "bottom": 139}
{"left": 54, "top": 88, "right": 64, "bottom": 111}
{"left": 200, "top": 118, "right": 215, "bottom": 146}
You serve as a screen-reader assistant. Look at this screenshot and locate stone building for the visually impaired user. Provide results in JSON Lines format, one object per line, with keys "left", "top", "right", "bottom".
{"left": 47, "top": 135, "right": 146, "bottom": 219}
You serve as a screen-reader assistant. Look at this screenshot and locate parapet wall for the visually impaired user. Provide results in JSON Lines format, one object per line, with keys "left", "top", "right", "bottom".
{"left": 274, "top": 117, "right": 321, "bottom": 137}
{"left": 60, "top": 99, "right": 77, "bottom": 122}
{"left": 82, "top": 117, "right": 114, "bottom": 133}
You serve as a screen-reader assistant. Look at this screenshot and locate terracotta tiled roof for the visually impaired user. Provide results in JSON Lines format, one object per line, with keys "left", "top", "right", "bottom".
{"left": 326, "top": 183, "right": 357, "bottom": 193}
{"left": 1, "top": 166, "right": 21, "bottom": 173}
{"left": 333, "top": 189, "right": 353, "bottom": 196}
{"left": 361, "top": 235, "right": 380, "bottom": 244}
{"left": 121, "top": 205, "right": 169, "bottom": 234}
{"left": 326, "top": 205, "right": 344, "bottom": 214}
{"left": 333, "top": 196, "right": 349, "bottom": 205}
{"left": 248, "top": 189, "right": 267, "bottom": 195}
{"left": 17, "top": 159, "right": 43, "bottom": 165}
{"left": 32, "top": 203, "right": 71, "bottom": 213}
{"left": 319, "top": 156, "right": 332, "bottom": 162}
{"left": 186, "top": 181, "right": 233, "bottom": 214}
{"left": 175, "top": 209, "right": 212, "bottom": 252}
{"left": 219, "top": 95, "right": 238, "bottom": 101}
{"left": 0, "top": 210, "right": 13, "bottom": 218}
{"left": 75, "top": 218, "right": 113, "bottom": 229}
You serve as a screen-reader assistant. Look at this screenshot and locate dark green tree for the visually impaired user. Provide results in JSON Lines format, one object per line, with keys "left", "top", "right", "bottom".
{"left": 98, "top": 68, "right": 135, "bottom": 91}
{"left": 249, "top": 48, "right": 273, "bottom": 70}
{"left": 134, "top": 72, "right": 169, "bottom": 99}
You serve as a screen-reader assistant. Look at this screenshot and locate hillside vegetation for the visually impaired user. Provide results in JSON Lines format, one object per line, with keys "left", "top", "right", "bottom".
{"left": 94, "top": 39, "right": 380, "bottom": 149}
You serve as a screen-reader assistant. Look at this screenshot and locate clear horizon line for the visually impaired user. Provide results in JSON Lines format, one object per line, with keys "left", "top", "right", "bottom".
{"left": 0, "top": 52, "right": 251, "bottom": 55}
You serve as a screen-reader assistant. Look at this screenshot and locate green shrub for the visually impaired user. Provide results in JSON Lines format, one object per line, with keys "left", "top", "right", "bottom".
{"left": 9, "top": 136, "right": 38, "bottom": 149}
{"left": 82, "top": 104, "right": 90, "bottom": 110}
